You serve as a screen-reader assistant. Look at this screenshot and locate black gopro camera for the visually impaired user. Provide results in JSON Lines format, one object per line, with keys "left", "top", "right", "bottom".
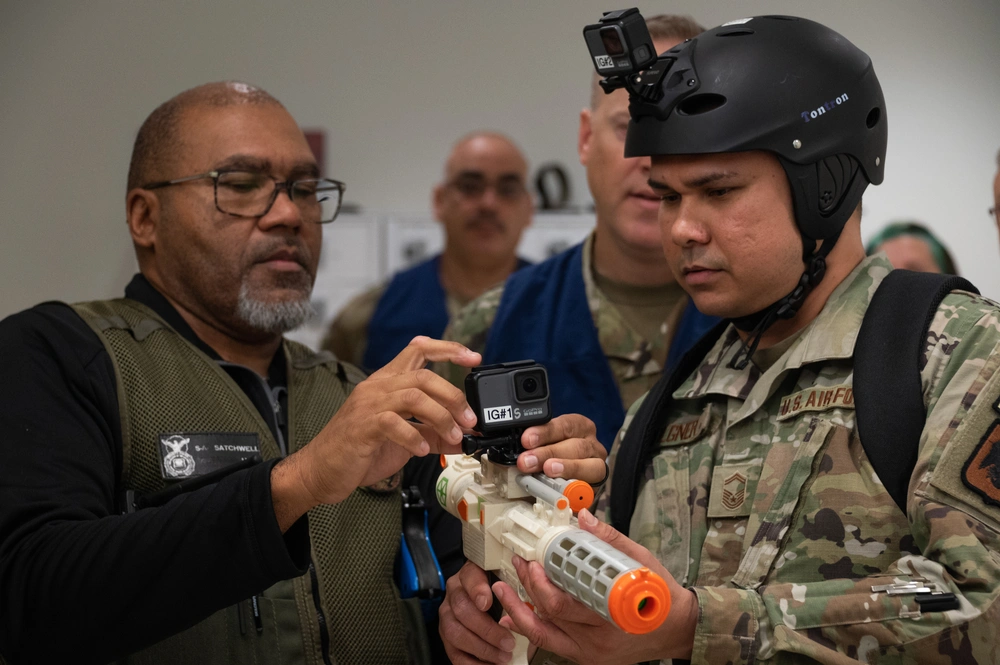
{"left": 462, "top": 360, "right": 551, "bottom": 463}
{"left": 584, "top": 7, "right": 694, "bottom": 106}
{"left": 583, "top": 8, "right": 657, "bottom": 77}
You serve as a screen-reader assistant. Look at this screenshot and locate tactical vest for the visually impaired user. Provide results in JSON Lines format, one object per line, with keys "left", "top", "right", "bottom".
{"left": 74, "top": 299, "right": 428, "bottom": 665}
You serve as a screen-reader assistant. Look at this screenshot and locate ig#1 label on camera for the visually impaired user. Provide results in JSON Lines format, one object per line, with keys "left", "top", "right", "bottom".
{"left": 483, "top": 405, "right": 514, "bottom": 424}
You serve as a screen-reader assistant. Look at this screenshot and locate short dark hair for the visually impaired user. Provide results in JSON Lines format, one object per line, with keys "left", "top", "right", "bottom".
{"left": 865, "top": 221, "right": 958, "bottom": 275}
{"left": 126, "top": 81, "right": 284, "bottom": 192}
{"left": 590, "top": 14, "right": 705, "bottom": 109}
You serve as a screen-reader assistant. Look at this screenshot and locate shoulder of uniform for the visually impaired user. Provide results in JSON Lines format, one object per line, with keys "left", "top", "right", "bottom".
{"left": 318, "top": 282, "right": 387, "bottom": 357}
{"left": 927, "top": 290, "right": 1000, "bottom": 350}
{"left": 444, "top": 283, "right": 505, "bottom": 343}
{"left": 332, "top": 282, "right": 388, "bottom": 325}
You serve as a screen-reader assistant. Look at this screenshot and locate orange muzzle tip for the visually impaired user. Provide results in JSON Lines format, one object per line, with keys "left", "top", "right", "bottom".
{"left": 607, "top": 568, "right": 671, "bottom": 634}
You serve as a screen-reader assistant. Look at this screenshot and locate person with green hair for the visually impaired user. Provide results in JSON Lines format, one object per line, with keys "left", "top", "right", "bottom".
{"left": 865, "top": 221, "right": 958, "bottom": 274}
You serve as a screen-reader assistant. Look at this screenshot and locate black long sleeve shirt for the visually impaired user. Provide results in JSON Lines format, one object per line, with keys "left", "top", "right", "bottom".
{"left": 0, "top": 276, "right": 309, "bottom": 665}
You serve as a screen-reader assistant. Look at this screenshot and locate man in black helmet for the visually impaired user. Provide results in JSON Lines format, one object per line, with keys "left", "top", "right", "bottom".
{"left": 441, "top": 14, "right": 1000, "bottom": 665}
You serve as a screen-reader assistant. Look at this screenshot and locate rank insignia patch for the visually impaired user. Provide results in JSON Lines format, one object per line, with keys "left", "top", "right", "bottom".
{"left": 722, "top": 472, "right": 748, "bottom": 511}
{"left": 962, "top": 397, "right": 1000, "bottom": 507}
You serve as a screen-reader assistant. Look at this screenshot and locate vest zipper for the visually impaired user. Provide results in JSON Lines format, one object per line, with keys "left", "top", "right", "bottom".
{"left": 215, "top": 360, "right": 288, "bottom": 456}
{"left": 269, "top": 385, "right": 288, "bottom": 456}
{"left": 251, "top": 594, "right": 264, "bottom": 634}
{"left": 309, "top": 561, "right": 333, "bottom": 665}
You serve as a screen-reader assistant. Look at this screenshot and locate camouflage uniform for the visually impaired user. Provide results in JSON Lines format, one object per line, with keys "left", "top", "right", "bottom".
{"left": 596, "top": 255, "right": 1000, "bottom": 663}
{"left": 438, "top": 233, "right": 690, "bottom": 411}
{"left": 322, "top": 280, "right": 465, "bottom": 366}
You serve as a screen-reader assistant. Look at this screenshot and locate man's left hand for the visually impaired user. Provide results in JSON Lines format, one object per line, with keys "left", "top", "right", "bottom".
{"left": 494, "top": 509, "right": 698, "bottom": 665}
{"left": 516, "top": 414, "right": 607, "bottom": 484}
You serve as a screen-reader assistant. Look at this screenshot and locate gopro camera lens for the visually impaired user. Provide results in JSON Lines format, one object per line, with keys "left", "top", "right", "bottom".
{"left": 514, "top": 369, "right": 548, "bottom": 402}
{"left": 599, "top": 26, "right": 626, "bottom": 57}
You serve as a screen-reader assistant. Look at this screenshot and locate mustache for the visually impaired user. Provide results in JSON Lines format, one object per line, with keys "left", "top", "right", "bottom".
{"left": 250, "top": 239, "right": 312, "bottom": 269}
{"left": 678, "top": 247, "right": 725, "bottom": 272}
{"left": 465, "top": 213, "right": 504, "bottom": 231}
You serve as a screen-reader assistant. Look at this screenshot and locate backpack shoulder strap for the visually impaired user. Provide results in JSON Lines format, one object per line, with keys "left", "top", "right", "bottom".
{"left": 854, "top": 269, "right": 977, "bottom": 515}
{"left": 610, "top": 320, "right": 730, "bottom": 534}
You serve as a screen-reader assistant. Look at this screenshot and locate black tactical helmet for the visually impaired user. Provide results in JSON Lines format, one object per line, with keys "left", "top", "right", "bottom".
{"left": 624, "top": 15, "right": 887, "bottom": 244}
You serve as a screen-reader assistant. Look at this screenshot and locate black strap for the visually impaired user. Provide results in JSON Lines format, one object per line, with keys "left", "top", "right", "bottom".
{"left": 610, "top": 320, "right": 730, "bottom": 534}
{"left": 853, "top": 270, "right": 976, "bottom": 514}
{"left": 611, "top": 270, "right": 978, "bottom": 533}
{"left": 400, "top": 486, "right": 445, "bottom": 599}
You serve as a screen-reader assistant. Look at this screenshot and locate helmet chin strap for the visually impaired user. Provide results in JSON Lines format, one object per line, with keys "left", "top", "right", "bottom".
{"left": 728, "top": 229, "right": 841, "bottom": 370}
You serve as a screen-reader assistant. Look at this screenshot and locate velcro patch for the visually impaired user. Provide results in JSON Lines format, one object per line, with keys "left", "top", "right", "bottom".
{"left": 777, "top": 384, "right": 855, "bottom": 422}
{"left": 159, "top": 432, "right": 260, "bottom": 480}
{"left": 661, "top": 407, "right": 711, "bottom": 446}
{"left": 961, "top": 397, "right": 1000, "bottom": 507}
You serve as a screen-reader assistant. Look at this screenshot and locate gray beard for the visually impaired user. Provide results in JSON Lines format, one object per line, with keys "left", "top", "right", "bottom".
{"left": 235, "top": 282, "right": 315, "bottom": 334}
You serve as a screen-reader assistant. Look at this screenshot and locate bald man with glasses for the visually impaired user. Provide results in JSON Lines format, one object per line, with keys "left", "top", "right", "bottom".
{"left": 322, "top": 131, "right": 534, "bottom": 372}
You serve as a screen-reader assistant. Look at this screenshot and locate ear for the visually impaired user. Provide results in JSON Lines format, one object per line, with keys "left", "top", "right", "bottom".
{"left": 126, "top": 188, "right": 160, "bottom": 251}
{"left": 432, "top": 183, "right": 446, "bottom": 224}
{"left": 578, "top": 108, "right": 593, "bottom": 168}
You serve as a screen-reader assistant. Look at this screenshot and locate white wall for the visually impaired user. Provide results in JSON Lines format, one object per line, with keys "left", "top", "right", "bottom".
{"left": 2, "top": 0, "right": 998, "bottom": 319}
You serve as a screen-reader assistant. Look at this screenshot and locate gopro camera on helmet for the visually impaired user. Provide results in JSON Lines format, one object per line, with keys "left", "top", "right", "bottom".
{"left": 583, "top": 8, "right": 657, "bottom": 78}
{"left": 584, "top": 8, "right": 697, "bottom": 104}
{"left": 462, "top": 360, "right": 550, "bottom": 464}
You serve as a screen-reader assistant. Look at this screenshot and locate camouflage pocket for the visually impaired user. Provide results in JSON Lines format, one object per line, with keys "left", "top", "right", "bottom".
{"left": 628, "top": 444, "right": 693, "bottom": 585}
{"left": 653, "top": 446, "right": 692, "bottom": 585}
{"left": 730, "top": 418, "right": 841, "bottom": 590}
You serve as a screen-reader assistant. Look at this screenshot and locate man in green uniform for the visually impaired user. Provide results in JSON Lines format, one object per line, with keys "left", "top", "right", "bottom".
{"left": 0, "top": 82, "right": 607, "bottom": 665}
{"left": 437, "top": 14, "right": 713, "bottom": 452}
{"left": 440, "top": 15, "right": 1000, "bottom": 665}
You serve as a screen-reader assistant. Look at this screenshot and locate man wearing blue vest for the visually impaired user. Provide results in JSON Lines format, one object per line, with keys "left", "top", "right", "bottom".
{"left": 322, "top": 131, "right": 533, "bottom": 372}
{"left": 437, "top": 14, "right": 717, "bottom": 454}
{"left": 430, "top": 14, "right": 716, "bottom": 665}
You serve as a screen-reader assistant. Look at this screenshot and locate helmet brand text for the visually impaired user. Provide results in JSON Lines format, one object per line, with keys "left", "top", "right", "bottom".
{"left": 801, "top": 93, "right": 849, "bottom": 123}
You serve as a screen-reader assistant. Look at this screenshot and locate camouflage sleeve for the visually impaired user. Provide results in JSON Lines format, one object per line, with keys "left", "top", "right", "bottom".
{"left": 693, "top": 291, "right": 1000, "bottom": 664}
{"left": 593, "top": 392, "right": 649, "bottom": 524}
{"left": 319, "top": 282, "right": 385, "bottom": 366}
{"left": 433, "top": 283, "right": 505, "bottom": 389}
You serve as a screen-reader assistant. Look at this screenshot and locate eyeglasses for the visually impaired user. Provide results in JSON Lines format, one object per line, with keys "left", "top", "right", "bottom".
{"left": 142, "top": 170, "right": 345, "bottom": 223}
{"left": 991, "top": 206, "right": 998, "bottom": 220}
{"left": 447, "top": 174, "right": 527, "bottom": 201}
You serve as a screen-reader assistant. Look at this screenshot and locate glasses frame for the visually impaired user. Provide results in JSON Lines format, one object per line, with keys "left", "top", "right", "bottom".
{"left": 445, "top": 175, "right": 528, "bottom": 202}
{"left": 141, "top": 170, "right": 346, "bottom": 223}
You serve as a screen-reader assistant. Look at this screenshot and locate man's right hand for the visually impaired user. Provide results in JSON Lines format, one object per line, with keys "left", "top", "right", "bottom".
{"left": 270, "top": 336, "right": 481, "bottom": 531}
{"left": 440, "top": 562, "right": 519, "bottom": 664}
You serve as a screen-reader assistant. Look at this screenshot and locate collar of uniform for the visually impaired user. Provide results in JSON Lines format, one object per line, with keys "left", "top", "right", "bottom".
{"left": 584, "top": 232, "right": 672, "bottom": 376}
{"left": 123, "top": 273, "right": 287, "bottom": 387}
{"left": 672, "top": 255, "right": 892, "bottom": 420}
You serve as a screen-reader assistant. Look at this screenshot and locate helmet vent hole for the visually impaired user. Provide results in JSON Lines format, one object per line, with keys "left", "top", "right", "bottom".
{"left": 717, "top": 28, "right": 754, "bottom": 37}
{"left": 677, "top": 93, "right": 727, "bottom": 116}
{"left": 866, "top": 107, "right": 881, "bottom": 129}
